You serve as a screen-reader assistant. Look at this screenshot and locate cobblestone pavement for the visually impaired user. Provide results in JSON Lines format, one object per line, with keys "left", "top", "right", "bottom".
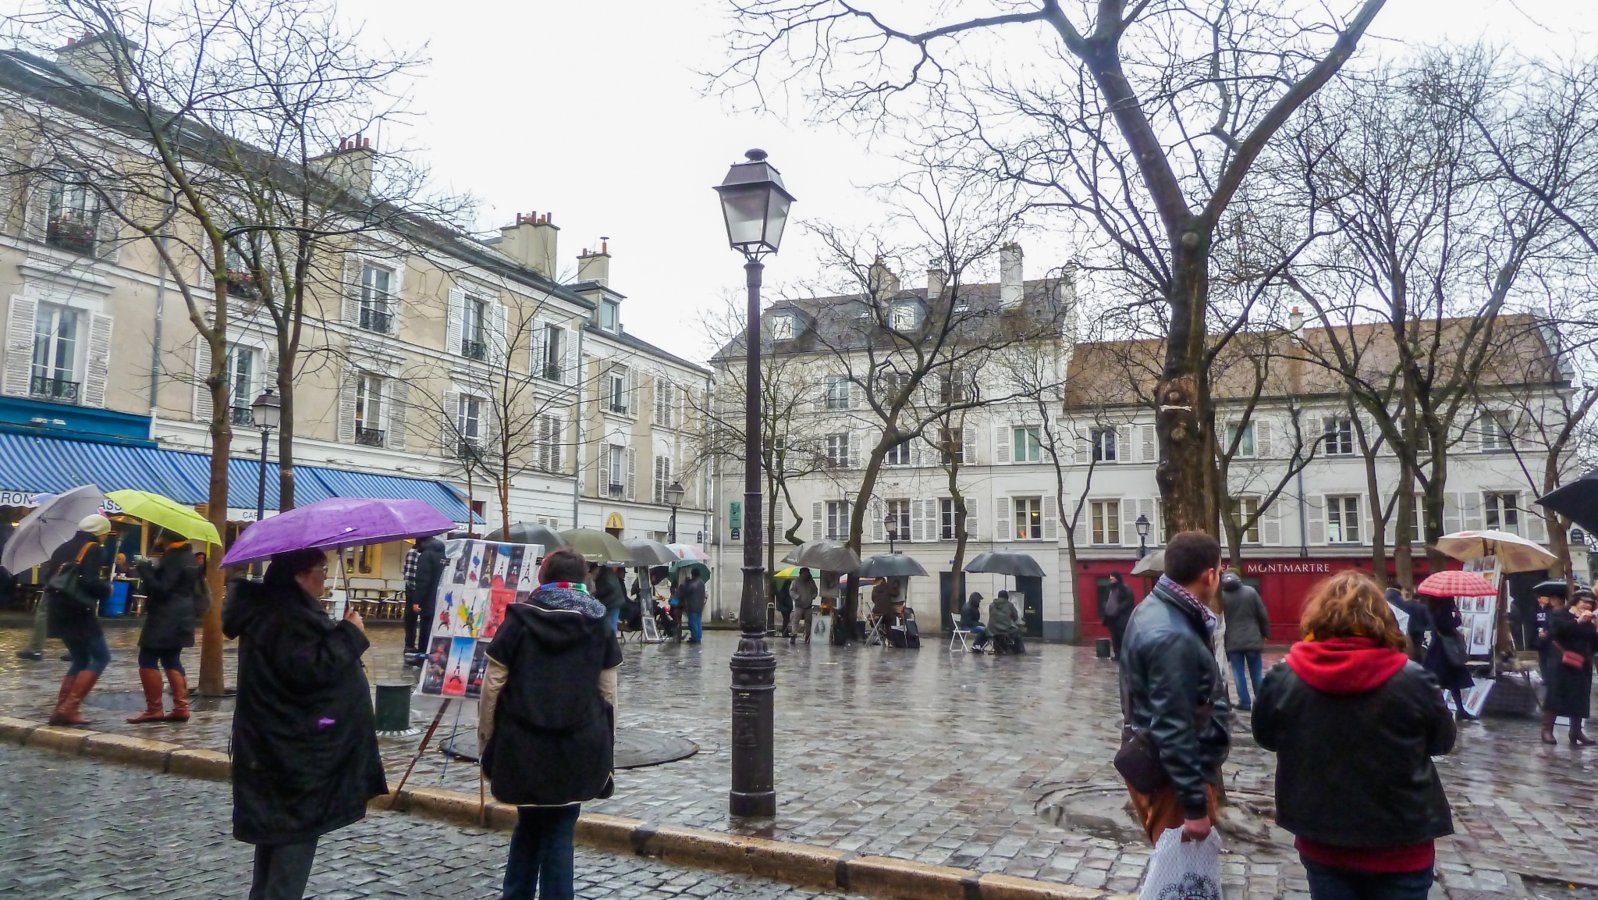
{"left": 3, "top": 621, "right": 1597, "bottom": 898}
{"left": 0, "top": 742, "right": 863, "bottom": 899}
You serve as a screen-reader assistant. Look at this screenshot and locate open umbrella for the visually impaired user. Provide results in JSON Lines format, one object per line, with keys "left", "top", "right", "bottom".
{"left": 1416, "top": 570, "right": 1499, "bottom": 598}
{"left": 1532, "top": 579, "right": 1570, "bottom": 598}
{"left": 964, "top": 551, "right": 1046, "bottom": 578}
{"left": 1537, "top": 470, "right": 1598, "bottom": 535}
{"left": 858, "top": 554, "right": 928, "bottom": 578}
{"left": 559, "top": 528, "right": 631, "bottom": 564}
{"left": 483, "top": 522, "right": 568, "bottom": 553}
{"left": 221, "top": 497, "right": 453, "bottom": 567}
{"left": 2, "top": 485, "right": 106, "bottom": 572}
{"left": 773, "top": 566, "right": 820, "bottom": 580}
{"left": 669, "top": 560, "right": 711, "bottom": 583}
{"left": 623, "top": 538, "right": 679, "bottom": 567}
{"left": 1130, "top": 550, "right": 1164, "bottom": 577}
{"left": 781, "top": 540, "right": 861, "bottom": 573}
{"left": 667, "top": 543, "right": 709, "bottom": 563}
{"left": 1433, "top": 530, "right": 1557, "bottom": 574}
{"left": 105, "top": 489, "right": 221, "bottom": 547}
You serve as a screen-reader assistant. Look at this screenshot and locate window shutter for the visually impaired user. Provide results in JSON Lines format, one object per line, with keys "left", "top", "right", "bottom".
{"left": 1042, "top": 495, "right": 1059, "bottom": 541}
{"left": 549, "top": 415, "right": 564, "bottom": 471}
{"left": 94, "top": 193, "right": 120, "bottom": 262}
{"left": 2, "top": 295, "right": 35, "bottom": 398}
{"left": 1256, "top": 419, "right": 1273, "bottom": 459}
{"left": 1443, "top": 492, "right": 1463, "bottom": 535}
{"left": 812, "top": 502, "right": 824, "bottom": 540}
{"left": 1139, "top": 424, "right": 1156, "bottom": 463}
{"left": 337, "top": 369, "right": 357, "bottom": 444}
{"left": 81, "top": 312, "right": 112, "bottom": 408}
{"left": 529, "top": 319, "right": 547, "bottom": 377}
{"left": 1116, "top": 425, "right": 1131, "bottom": 463}
{"left": 387, "top": 380, "right": 409, "bottom": 451}
{"left": 442, "top": 387, "right": 460, "bottom": 452}
{"left": 22, "top": 175, "right": 49, "bottom": 241}
{"left": 962, "top": 425, "right": 977, "bottom": 465}
{"left": 1307, "top": 497, "right": 1326, "bottom": 546}
{"left": 626, "top": 368, "right": 638, "bottom": 414}
{"left": 191, "top": 336, "right": 213, "bottom": 422}
{"left": 1262, "top": 502, "right": 1282, "bottom": 546}
{"left": 1462, "top": 492, "right": 1483, "bottom": 532}
{"left": 626, "top": 446, "right": 636, "bottom": 500}
{"left": 994, "top": 425, "right": 1011, "bottom": 464}
{"left": 446, "top": 289, "right": 464, "bottom": 357}
{"left": 869, "top": 498, "right": 885, "bottom": 543}
{"left": 849, "top": 432, "right": 862, "bottom": 469}
{"left": 995, "top": 497, "right": 1012, "bottom": 542}
{"left": 1074, "top": 430, "right": 1091, "bottom": 465}
{"left": 964, "top": 503, "right": 979, "bottom": 542}
{"left": 341, "top": 255, "right": 360, "bottom": 324}
{"left": 492, "top": 301, "right": 509, "bottom": 361}
{"left": 910, "top": 499, "right": 925, "bottom": 542}
{"left": 1527, "top": 505, "right": 1549, "bottom": 543}
{"left": 1121, "top": 499, "right": 1140, "bottom": 547}
{"left": 564, "top": 326, "right": 579, "bottom": 386}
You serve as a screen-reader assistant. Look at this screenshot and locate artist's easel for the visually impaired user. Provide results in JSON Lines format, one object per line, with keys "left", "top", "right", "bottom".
{"left": 389, "top": 697, "right": 487, "bottom": 824}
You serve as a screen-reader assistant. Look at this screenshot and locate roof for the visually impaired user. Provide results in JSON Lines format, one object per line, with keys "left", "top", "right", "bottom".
{"left": 587, "top": 323, "right": 710, "bottom": 375}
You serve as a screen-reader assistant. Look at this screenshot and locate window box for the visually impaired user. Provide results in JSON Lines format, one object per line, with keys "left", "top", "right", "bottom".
{"left": 46, "top": 216, "right": 96, "bottom": 255}
{"left": 225, "top": 269, "right": 261, "bottom": 300}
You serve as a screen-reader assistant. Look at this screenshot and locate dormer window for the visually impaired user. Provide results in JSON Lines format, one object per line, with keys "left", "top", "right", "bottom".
{"left": 600, "top": 299, "right": 619, "bottom": 333}
{"left": 769, "top": 313, "right": 797, "bottom": 341}
{"left": 890, "top": 300, "right": 922, "bottom": 331}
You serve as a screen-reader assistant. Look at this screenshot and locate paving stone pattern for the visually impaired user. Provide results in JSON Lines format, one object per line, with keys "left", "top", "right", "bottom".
{"left": 0, "top": 742, "right": 863, "bottom": 899}
{"left": 3, "top": 622, "right": 1597, "bottom": 898}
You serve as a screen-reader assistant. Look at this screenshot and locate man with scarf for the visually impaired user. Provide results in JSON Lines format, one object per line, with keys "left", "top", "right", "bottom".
{"left": 1118, "top": 531, "right": 1231, "bottom": 844}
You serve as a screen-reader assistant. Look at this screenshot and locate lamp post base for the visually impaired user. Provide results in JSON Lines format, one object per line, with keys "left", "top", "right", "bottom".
{"left": 728, "top": 622, "right": 776, "bottom": 818}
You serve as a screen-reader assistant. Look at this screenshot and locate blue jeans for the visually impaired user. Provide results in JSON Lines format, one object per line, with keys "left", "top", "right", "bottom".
{"left": 606, "top": 608, "right": 619, "bottom": 634}
{"left": 64, "top": 634, "right": 110, "bottom": 676}
{"left": 1301, "top": 859, "right": 1433, "bottom": 900}
{"left": 687, "top": 612, "right": 703, "bottom": 642}
{"left": 503, "top": 804, "right": 580, "bottom": 899}
{"left": 1229, "top": 650, "right": 1263, "bottom": 709}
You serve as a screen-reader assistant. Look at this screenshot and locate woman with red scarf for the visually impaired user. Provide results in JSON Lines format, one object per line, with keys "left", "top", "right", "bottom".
{"left": 1254, "top": 571, "right": 1456, "bottom": 900}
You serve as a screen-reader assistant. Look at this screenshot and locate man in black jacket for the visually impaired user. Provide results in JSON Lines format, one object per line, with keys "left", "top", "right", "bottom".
{"left": 1119, "top": 531, "right": 1230, "bottom": 845}
{"left": 1101, "top": 572, "right": 1135, "bottom": 661}
{"left": 405, "top": 537, "right": 447, "bottom": 659}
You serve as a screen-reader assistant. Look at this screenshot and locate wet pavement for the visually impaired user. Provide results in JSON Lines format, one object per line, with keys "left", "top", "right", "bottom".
{"left": 2, "top": 619, "right": 1596, "bottom": 898}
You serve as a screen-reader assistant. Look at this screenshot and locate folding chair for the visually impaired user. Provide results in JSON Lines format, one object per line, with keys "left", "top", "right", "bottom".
{"left": 949, "top": 618, "right": 973, "bottom": 652}
{"left": 864, "top": 613, "right": 887, "bottom": 646}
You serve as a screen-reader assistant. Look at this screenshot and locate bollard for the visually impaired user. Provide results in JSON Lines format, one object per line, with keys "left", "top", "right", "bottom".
{"left": 374, "top": 682, "right": 415, "bottom": 734}
{"left": 1095, "top": 638, "right": 1112, "bottom": 659}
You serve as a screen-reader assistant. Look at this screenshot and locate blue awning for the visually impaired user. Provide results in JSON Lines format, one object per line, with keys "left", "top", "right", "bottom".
{"left": 0, "top": 432, "right": 476, "bottom": 523}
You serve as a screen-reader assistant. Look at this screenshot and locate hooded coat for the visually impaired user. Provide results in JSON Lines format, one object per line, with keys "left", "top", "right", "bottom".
{"left": 1220, "top": 573, "right": 1269, "bottom": 653}
{"left": 987, "top": 595, "right": 1021, "bottom": 637}
{"left": 1254, "top": 637, "right": 1455, "bottom": 853}
{"left": 410, "top": 536, "right": 447, "bottom": 610}
{"left": 223, "top": 578, "right": 387, "bottom": 845}
{"left": 45, "top": 531, "right": 110, "bottom": 643}
{"left": 136, "top": 541, "right": 199, "bottom": 651}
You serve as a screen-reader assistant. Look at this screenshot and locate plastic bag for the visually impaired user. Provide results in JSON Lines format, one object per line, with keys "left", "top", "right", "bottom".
{"left": 1139, "top": 827, "right": 1223, "bottom": 900}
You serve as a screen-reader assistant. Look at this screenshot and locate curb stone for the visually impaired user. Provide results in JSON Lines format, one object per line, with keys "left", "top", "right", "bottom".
{"left": 1, "top": 716, "right": 1127, "bottom": 900}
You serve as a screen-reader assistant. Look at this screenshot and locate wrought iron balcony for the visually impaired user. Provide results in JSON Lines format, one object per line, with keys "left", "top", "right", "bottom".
{"left": 607, "top": 483, "right": 626, "bottom": 499}
{"left": 359, "top": 306, "right": 392, "bottom": 334}
{"left": 30, "top": 374, "right": 79, "bottom": 403}
{"left": 354, "top": 426, "right": 385, "bottom": 447}
{"left": 460, "top": 339, "right": 487, "bottom": 361}
{"left": 229, "top": 405, "right": 255, "bottom": 428}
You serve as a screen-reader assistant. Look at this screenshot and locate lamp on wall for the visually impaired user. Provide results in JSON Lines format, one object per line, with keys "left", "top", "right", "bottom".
{"left": 1135, "top": 513, "right": 1151, "bottom": 560}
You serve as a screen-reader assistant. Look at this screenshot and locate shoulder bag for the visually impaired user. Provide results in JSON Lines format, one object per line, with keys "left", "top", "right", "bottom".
{"left": 46, "top": 544, "right": 98, "bottom": 615}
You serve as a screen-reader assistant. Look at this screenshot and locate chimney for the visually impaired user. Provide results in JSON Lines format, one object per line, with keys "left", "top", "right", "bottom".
{"left": 311, "top": 134, "right": 376, "bottom": 195}
{"left": 867, "top": 258, "right": 899, "bottom": 299}
{"left": 999, "top": 243, "right": 1024, "bottom": 309}
{"left": 926, "top": 265, "right": 947, "bottom": 302}
{"left": 56, "top": 32, "right": 135, "bottom": 90}
{"left": 497, "top": 211, "right": 560, "bottom": 278}
{"left": 577, "top": 237, "right": 611, "bottom": 287}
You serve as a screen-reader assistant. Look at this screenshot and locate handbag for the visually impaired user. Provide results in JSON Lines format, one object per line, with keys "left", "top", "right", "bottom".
{"left": 1115, "top": 656, "right": 1172, "bottom": 795}
{"left": 1440, "top": 632, "right": 1468, "bottom": 668}
{"left": 1562, "top": 648, "right": 1586, "bottom": 670}
{"left": 46, "top": 544, "right": 98, "bottom": 615}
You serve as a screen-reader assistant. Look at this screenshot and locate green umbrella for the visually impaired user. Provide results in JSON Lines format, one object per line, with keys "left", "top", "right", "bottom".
{"left": 559, "top": 528, "right": 631, "bottom": 564}
{"left": 669, "top": 560, "right": 711, "bottom": 583}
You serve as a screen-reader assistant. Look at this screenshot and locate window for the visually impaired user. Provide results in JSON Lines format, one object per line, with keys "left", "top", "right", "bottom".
{"left": 1398, "top": 495, "right": 1424, "bottom": 543}
{"left": 1090, "top": 500, "right": 1120, "bottom": 546}
{"left": 539, "top": 324, "right": 565, "bottom": 382}
{"left": 605, "top": 445, "right": 626, "bottom": 497}
{"left": 456, "top": 393, "right": 482, "bottom": 447}
{"left": 225, "top": 346, "right": 257, "bottom": 427}
{"left": 1232, "top": 496, "right": 1262, "bottom": 544}
{"left": 354, "top": 373, "right": 385, "bottom": 446}
{"left": 890, "top": 301, "right": 921, "bottom": 331}
{"left": 653, "top": 379, "right": 677, "bottom": 429}
{"left": 536, "top": 415, "right": 562, "bottom": 472}
{"left": 600, "top": 299, "right": 620, "bottom": 333}
{"left": 885, "top": 499, "right": 911, "bottom": 542}
{"left": 460, "top": 295, "right": 488, "bottom": 360}
{"left": 358, "top": 264, "right": 394, "bottom": 333}
{"left": 45, "top": 174, "right": 102, "bottom": 255}
{"left": 30, "top": 305, "right": 79, "bottom": 402}
{"left": 1090, "top": 427, "right": 1117, "bottom": 463}
{"left": 606, "top": 368, "right": 629, "bottom": 414}
{"left": 1322, "top": 417, "right": 1354, "bottom": 456}
{"left": 768, "top": 313, "right": 795, "bottom": 341}
{"left": 1325, "top": 495, "right": 1361, "bottom": 544}
{"left": 884, "top": 439, "right": 912, "bottom": 467}
{"left": 938, "top": 370, "right": 969, "bottom": 404}
{"left": 1480, "top": 411, "right": 1513, "bottom": 453}
{"left": 1012, "top": 425, "right": 1042, "bottom": 463}
{"left": 340, "top": 542, "right": 382, "bottom": 577}
{"left": 1226, "top": 422, "right": 1256, "bottom": 458}
{"left": 939, "top": 426, "right": 966, "bottom": 465}
{"left": 824, "top": 433, "right": 849, "bottom": 468}
{"left": 939, "top": 498, "right": 961, "bottom": 541}
{"left": 826, "top": 500, "right": 852, "bottom": 540}
{"left": 1484, "top": 492, "right": 1520, "bottom": 535}
{"left": 824, "top": 375, "right": 850, "bottom": 410}
{"left": 653, "top": 456, "right": 674, "bottom": 505}
{"left": 1013, "top": 496, "right": 1044, "bottom": 541}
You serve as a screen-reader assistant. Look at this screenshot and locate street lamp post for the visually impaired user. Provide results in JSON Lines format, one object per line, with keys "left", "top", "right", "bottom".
{"left": 666, "top": 480, "right": 686, "bottom": 543}
{"left": 251, "top": 388, "right": 281, "bottom": 576}
{"left": 885, "top": 511, "right": 898, "bottom": 554}
{"left": 714, "top": 148, "right": 794, "bottom": 819}
{"left": 1135, "top": 513, "right": 1151, "bottom": 560}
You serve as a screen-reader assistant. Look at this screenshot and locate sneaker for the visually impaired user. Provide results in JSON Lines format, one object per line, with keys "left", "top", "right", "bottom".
{"left": 14, "top": 650, "right": 43, "bottom": 661}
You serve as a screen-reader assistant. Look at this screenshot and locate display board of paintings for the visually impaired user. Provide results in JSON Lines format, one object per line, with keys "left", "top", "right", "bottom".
{"left": 415, "top": 540, "right": 543, "bottom": 699}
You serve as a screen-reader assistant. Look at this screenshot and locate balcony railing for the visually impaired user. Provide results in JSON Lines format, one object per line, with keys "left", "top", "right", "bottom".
{"left": 457, "top": 438, "right": 481, "bottom": 459}
{"left": 30, "top": 374, "right": 80, "bottom": 403}
{"left": 229, "top": 405, "right": 255, "bottom": 428}
{"left": 541, "top": 365, "right": 564, "bottom": 382}
{"left": 607, "top": 483, "right": 626, "bottom": 499}
{"left": 225, "top": 270, "right": 261, "bottom": 301}
{"left": 359, "top": 306, "right": 392, "bottom": 334}
{"left": 354, "top": 426, "right": 385, "bottom": 447}
{"left": 45, "top": 216, "right": 96, "bottom": 255}
{"left": 608, "top": 401, "right": 629, "bottom": 414}
{"left": 460, "top": 338, "right": 487, "bottom": 361}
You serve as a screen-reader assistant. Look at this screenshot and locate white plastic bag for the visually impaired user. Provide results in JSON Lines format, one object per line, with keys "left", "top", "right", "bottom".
{"left": 1139, "top": 827, "right": 1223, "bottom": 900}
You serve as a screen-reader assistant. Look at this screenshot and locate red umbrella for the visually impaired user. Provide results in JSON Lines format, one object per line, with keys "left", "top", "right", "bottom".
{"left": 1416, "top": 570, "right": 1498, "bottom": 598}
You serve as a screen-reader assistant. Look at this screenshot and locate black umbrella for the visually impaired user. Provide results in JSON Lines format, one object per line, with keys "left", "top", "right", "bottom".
{"left": 483, "top": 522, "right": 568, "bottom": 553}
{"left": 964, "top": 551, "right": 1046, "bottom": 578}
{"left": 858, "top": 553, "right": 929, "bottom": 578}
{"left": 781, "top": 540, "right": 862, "bottom": 573}
{"left": 1537, "top": 471, "right": 1598, "bottom": 535}
{"left": 1532, "top": 579, "right": 1570, "bottom": 598}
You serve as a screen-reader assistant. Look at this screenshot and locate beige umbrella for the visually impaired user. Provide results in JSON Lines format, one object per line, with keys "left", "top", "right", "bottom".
{"left": 1433, "top": 529, "right": 1557, "bottom": 574}
{"left": 1130, "top": 549, "right": 1164, "bottom": 577}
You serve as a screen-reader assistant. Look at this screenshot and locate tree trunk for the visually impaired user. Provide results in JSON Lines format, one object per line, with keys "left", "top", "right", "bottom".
{"left": 1364, "top": 462, "right": 1389, "bottom": 588}
{"left": 1157, "top": 245, "right": 1218, "bottom": 534}
{"left": 197, "top": 322, "right": 231, "bottom": 696}
{"left": 276, "top": 360, "right": 295, "bottom": 511}
{"left": 843, "top": 452, "right": 889, "bottom": 640}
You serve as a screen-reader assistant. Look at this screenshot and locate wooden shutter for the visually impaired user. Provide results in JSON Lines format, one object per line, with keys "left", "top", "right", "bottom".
{"left": 341, "top": 255, "right": 361, "bottom": 324}
{"left": 994, "top": 425, "right": 1011, "bottom": 464}
{"left": 1116, "top": 425, "right": 1131, "bottom": 463}
{"left": 848, "top": 432, "right": 862, "bottom": 469}
{"left": 1462, "top": 492, "right": 1483, "bottom": 532}
{"left": 337, "top": 368, "right": 357, "bottom": 444}
{"left": 1262, "top": 502, "right": 1283, "bottom": 546}
{"left": 492, "top": 301, "right": 509, "bottom": 361}
{"left": 869, "top": 498, "right": 885, "bottom": 543}
{"left": 812, "top": 502, "right": 824, "bottom": 540}
{"left": 910, "top": 499, "right": 926, "bottom": 542}
{"left": 22, "top": 174, "right": 49, "bottom": 241}
{"left": 626, "top": 367, "right": 638, "bottom": 415}
{"left": 1527, "top": 504, "right": 1549, "bottom": 543}
{"left": 1139, "top": 424, "right": 1156, "bottom": 463}
{"left": 962, "top": 425, "right": 977, "bottom": 465}
{"left": 1255, "top": 419, "right": 1273, "bottom": 458}
{"left": 964, "top": 502, "right": 979, "bottom": 542}
{"left": 1042, "top": 495, "right": 1059, "bottom": 541}
{"left": 564, "top": 326, "right": 579, "bottom": 386}
{"left": 625, "top": 446, "right": 636, "bottom": 500}
{"left": 1443, "top": 492, "right": 1463, "bottom": 535}
{"left": 3, "top": 295, "right": 36, "bottom": 397}
{"left": 94, "top": 192, "right": 120, "bottom": 262}
{"left": 1121, "top": 499, "right": 1144, "bottom": 547}
{"left": 529, "top": 319, "right": 548, "bottom": 377}
{"left": 191, "top": 335, "right": 213, "bottom": 422}
{"left": 81, "top": 312, "right": 112, "bottom": 408}
{"left": 995, "top": 497, "right": 1012, "bottom": 542}
{"left": 446, "top": 289, "right": 464, "bottom": 358}
{"left": 1307, "top": 497, "right": 1327, "bottom": 546}
{"left": 387, "top": 380, "right": 409, "bottom": 451}
{"left": 441, "top": 387, "right": 460, "bottom": 452}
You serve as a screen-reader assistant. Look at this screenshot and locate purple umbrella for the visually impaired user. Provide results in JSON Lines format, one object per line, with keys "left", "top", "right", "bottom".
{"left": 220, "top": 497, "right": 454, "bottom": 567}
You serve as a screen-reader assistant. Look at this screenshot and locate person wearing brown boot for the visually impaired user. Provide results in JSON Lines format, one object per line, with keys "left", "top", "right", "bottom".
{"left": 1548, "top": 592, "right": 1598, "bottom": 748}
{"left": 44, "top": 516, "right": 113, "bottom": 727}
{"left": 130, "top": 536, "right": 201, "bottom": 724}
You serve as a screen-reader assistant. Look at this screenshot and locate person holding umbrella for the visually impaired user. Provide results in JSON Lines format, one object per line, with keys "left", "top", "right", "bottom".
{"left": 1417, "top": 574, "right": 1481, "bottom": 723}
{"left": 45, "top": 515, "right": 114, "bottom": 726}
{"left": 791, "top": 568, "right": 818, "bottom": 644}
{"left": 1544, "top": 590, "right": 1598, "bottom": 746}
{"left": 127, "top": 534, "right": 201, "bottom": 723}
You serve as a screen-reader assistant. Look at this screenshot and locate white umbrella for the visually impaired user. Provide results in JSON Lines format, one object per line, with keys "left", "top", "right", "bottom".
{"left": 1130, "top": 549, "right": 1164, "bottom": 577}
{"left": 2, "top": 484, "right": 107, "bottom": 572}
{"left": 1433, "top": 530, "right": 1557, "bottom": 574}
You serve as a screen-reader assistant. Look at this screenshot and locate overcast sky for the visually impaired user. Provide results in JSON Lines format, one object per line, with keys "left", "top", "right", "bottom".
{"left": 325, "top": 0, "right": 1588, "bottom": 366}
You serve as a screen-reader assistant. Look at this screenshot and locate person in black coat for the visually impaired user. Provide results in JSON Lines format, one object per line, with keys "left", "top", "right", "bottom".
{"left": 1102, "top": 572, "right": 1136, "bottom": 661}
{"left": 960, "top": 591, "right": 987, "bottom": 651}
{"left": 679, "top": 568, "right": 707, "bottom": 643}
{"left": 46, "top": 516, "right": 114, "bottom": 726}
{"left": 1544, "top": 592, "right": 1598, "bottom": 746}
{"left": 1421, "top": 595, "right": 1476, "bottom": 721}
{"left": 592, "top": 563, "right": 627, "bottom": 634}
{"left": 1254, "top": 571, "right": 1454, "bottom": 899}
{"left": 479, "top": 548, "right": 621, "bottom": 900}
{"left": 128, "top": 537, "right": 200, "bottom": 723}
{"left": 223, "top": 548, "right": 387, "bottom": 900}
{"left": 405, "top": 536, "right": 448, "bottom": 657}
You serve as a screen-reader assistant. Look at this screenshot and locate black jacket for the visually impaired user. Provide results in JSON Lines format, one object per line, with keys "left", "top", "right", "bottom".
{"left": 679, "top": 576, "right": 706, "bottom": 614}
{"left": 136, "top": 541, "right": 199, "bottom": 651}
{"left": 1221, "top": 576, "right": 1269, "bottom": 652}
{"left": 45, "top": 532, "right": 110, "bottom": 643}
{"left": 1253, "top": 653, "right": 1455, "bottom": 848}
{"left": 594, "top": 566, "right": 627, "bottom": 613}
{"left": 1102, "top": 582, "right": 1135, "bottom": 623}
{"left": 223, "top": 579, "right": 387, "bottom": 845}
{"left": 959, "top": 596, "right": 983, "bottom": 629}
{"left": 1120, "top": 584, "right": 1231, "bottom": 818}
{"left": 409, "top": 537, "right": 447, "bottom": 610}
{"left": 483, "top": 593, "right": 622, "bottom": 806}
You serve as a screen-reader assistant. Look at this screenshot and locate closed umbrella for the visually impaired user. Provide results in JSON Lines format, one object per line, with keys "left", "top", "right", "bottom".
{"left": 858, "top": 554, "right": 928, "bottom": 578}
{"left": 1433, "top": 530, "right": 1557, "bottom": 574}
{"left": 221, "top": 497, "right": 453, "bottom": 567}
{"left": 964, "top": 551, "right": 1046, "bottom": 578}
{"left": 1130, "top": 550, "right": 1164, "bottom": 578}
{"left": 559, "top": 528, "right": 632, "bottom": 565}
{"left": 623, "top": 538, "right": 679, "bottom": 567}
{"left": 483, "top": 522, "right": 568, "bottom": 553}
{"left": 781, "top": 540, "right": 861, "bottom": 573}
{"left": 2, "top": 485, "right": 106, "bottom": 572}
{"left": 105, "top": 489, "right": 221, "bottom": 547}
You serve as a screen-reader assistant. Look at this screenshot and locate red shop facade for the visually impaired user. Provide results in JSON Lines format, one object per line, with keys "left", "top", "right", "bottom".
{"left": 1074, "top": 555, "right": 1448, "bottom": 645}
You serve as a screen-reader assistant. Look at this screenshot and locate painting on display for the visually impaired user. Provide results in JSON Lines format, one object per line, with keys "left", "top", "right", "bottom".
{"left": 1461, "top": 556, "right": 1503, "bottom": 657}
{"left": 416, "top": 540, "right": 544, "bottom": 699}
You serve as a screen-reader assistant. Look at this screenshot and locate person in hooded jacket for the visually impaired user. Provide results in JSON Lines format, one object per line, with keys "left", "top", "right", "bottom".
{"left": 1254, "top": 570, "right": 1455, "bottom": 900}
{"left": 127, "top": 535, "right": 200, "bottom": 723}
{"left": 592, "top": 563, "right": 627, "bottom": 634}
{"left": 45, "top": 515, "right": 114, "bottom": 726}
{"left": 960, "top": 591, "right": 987, "bottom": 651}
{"left": 480, "top": 547, "right": 622, "bottom": 900}
{"left": 224, "top": 548, "right": 387, "bottom": 900}
{"left": 1220, "top": 572, "right": 1269, "bottom": 711}
{"left": 405, "top": 536, "right": 448, "bottom": 658}
{"left": 987, "top": 591, "right": 1025, "bottom": 655}
{"left": 1544, "top": 590, "right": 1598, "bottom": 746}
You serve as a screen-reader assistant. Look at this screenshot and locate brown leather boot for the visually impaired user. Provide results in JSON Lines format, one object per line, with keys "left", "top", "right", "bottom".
{"left": 1543, "top": 710, "right": 1558, "bottom": 745}
{"left": 163, "top": 669, "right": 190, "bottom": 723}
{"left": 127, "top": 668, "right": 167, "bottom": 723}
{"left": 53, "top": 674, "right": 74, "bottom": 709}
{"left": 1573, "top": 720, "right": 1596, "bottom": 747}
{"left": 49, "top": 670, "right": 98, "bottom": 726}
